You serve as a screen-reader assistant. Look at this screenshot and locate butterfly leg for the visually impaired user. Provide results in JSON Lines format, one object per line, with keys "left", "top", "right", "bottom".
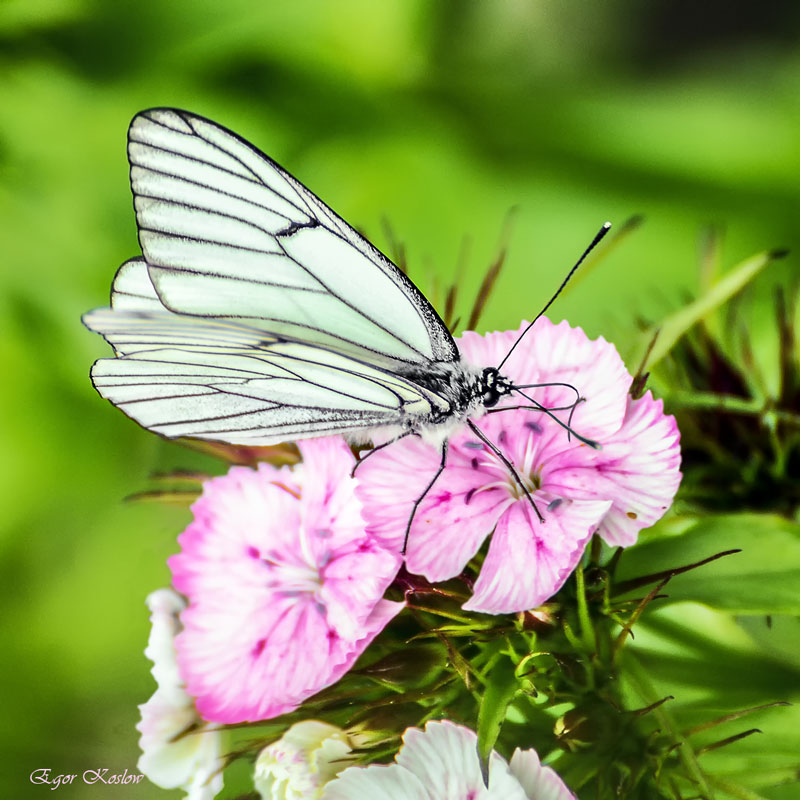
{"left": 351, "top": 430, "right": 415, "bottom": 478}
{"left": 402, "top": 440, "right": 449, "bottom": 556}
{"left": 466, "top": 419, "right": 545, "bottom": 523}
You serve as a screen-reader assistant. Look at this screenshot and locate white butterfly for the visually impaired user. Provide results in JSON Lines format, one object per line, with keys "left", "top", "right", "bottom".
{"left": 83, "top": 108, "right": 606, "bottom": 537}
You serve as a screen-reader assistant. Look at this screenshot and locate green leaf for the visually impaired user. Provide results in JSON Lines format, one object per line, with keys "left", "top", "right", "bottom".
{"left": 616, "top": 514, "right": 800, "bottom": 614}
{"left": 476, "top": 656, "right": 518, "bottom": 785}
{"left": 632, "top": 249, "right": 784, "bottom": 370}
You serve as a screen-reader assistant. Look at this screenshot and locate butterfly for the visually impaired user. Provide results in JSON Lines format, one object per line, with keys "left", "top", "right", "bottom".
{"left": 83, "top": 108, "right": 608, "bottom": 545}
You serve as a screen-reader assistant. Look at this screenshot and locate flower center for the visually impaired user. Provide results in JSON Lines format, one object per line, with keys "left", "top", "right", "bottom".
{"left": 506, "top": 466, "right": 541, "bottom": 499}
{"left": 249, "top": 523, "right": 330, "bottom": 599}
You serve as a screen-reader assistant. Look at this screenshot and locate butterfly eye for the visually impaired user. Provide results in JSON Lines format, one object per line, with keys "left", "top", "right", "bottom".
{"left": 483, "top": 390, "right": 500, "bottom": 408}
{"left": 481, "top": 367, "right": 502, "bottom": 407}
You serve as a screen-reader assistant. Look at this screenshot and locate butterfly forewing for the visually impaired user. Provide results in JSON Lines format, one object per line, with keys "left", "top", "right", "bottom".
{"left": 127, "top": 108, "right": 458, "bottom": 368}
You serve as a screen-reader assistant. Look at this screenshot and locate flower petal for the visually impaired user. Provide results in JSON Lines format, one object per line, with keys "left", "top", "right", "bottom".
{"left": 459, "top": 318, "right": 631, "bottom": 441}
{"left": 143, "top": 588, "right": 186, "bottom": 701}
{"left": 325, "top": 598, "right": 405, "bottom": 686}
{"left": 254, "top": 720, "right": 353, "bottom": 800}
{"left": 465, "top": 499, "right": 610, "bottom": 613}
{"left": 546, "top": 392, "right": 681, "bottom": 546}
{"left": 405, "top": 465, "right": 511, "bottom": 582}
{"left": 322, "top": 763, "right": 427, "bottom": 800}
{"left": 297, "top": 438, "right": 367, "bottom": 554}
{"left": 355, "top": 435, "right": 443, "bottom": 553}
{"left": 321, "top": 540, "right": 402, "bottom": 638}
{"left": 137, "top": 691, "right": 223, "bottom": 799}
{"left": 509, "top": 748, "right": 575, "bottom": 799}
{"left": 395, "top": 721, "right": 529, "bottom": 799}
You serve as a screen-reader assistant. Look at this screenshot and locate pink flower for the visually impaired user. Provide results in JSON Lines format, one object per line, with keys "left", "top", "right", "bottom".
{"left": 356, "top": 319, "right": 681, "bottom": 614}
{"left": 321, "top": 720, "right": 575, "bottom": 799}
{"left": 169, "top": 437, "right": 403, "bottom": 723}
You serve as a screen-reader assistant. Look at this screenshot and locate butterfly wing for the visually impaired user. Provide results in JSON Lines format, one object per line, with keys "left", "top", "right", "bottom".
{"left": 126, "top": 107, "right": 458, "bottom": 369}
{"left": 84, "top": 259, "right": 449, "bottom": 445}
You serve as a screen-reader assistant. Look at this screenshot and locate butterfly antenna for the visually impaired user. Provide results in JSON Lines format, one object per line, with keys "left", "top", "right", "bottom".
{"left": 496, "top": 222, "right": 612, "bottom": 371}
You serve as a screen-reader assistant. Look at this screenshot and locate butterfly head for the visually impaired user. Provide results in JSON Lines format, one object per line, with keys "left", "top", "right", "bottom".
{"left": 480, "top": 367, "right": 513, "bottom": 408}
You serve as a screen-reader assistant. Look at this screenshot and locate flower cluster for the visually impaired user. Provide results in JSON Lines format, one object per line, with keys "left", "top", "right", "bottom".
{"left": 357, "top": 319, "right": 681, "bottom": 612}
{"left": 134, "top": 318, "right": 681, "bottom": 798}
{"left": 321, "top": 720, "right": 575, "bottom": 800}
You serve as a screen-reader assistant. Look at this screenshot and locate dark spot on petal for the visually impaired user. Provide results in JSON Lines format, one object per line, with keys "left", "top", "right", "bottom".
{"left": 246, "top": 546, "right": 260, "bottom": 559}
{"left": 525, "top": 421, "right": 543, "bottom": 433}
{"left": 436, "top": 491, "right": 452, "bottom": 503}
{"left": 464, "top": 440, "right": 483, "bottom": 450}
{"left": 498, "top": 429, "right": 508, "bottom": 445}
{"left": 327, "top": 629, "right": 338, "bottom": 642}
{"left": 626, "top": 511, "right": 638, "bottom": 519}
{"left": 547, "top": 498, "right": 563, "bottom": 511}
{"left": 465, "top": 487, "right": 477, "bottom": 505}
{"left": 252, "top": 638, "right": 266, "bottom": 657}
{"left": 471, "top": 457, "right": 479, "bottom": 470}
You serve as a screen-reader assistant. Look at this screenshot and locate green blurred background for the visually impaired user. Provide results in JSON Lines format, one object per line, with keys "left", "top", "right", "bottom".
{"left": 2, "top": 1, "right": 800, "bottom": 797}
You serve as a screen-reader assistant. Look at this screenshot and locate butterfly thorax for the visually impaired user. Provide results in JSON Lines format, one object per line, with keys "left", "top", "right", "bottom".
{"left": 397, "top": 361, "right": 513, "bottom": 440}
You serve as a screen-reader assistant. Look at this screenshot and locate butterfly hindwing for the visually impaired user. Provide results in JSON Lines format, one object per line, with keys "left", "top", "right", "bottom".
{"left": 85, "top": 259, "right": 445, "bottom": 445}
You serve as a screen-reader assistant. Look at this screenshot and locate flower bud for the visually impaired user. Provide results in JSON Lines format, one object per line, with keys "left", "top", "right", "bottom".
{"left": 254, "top": 721, "right": 354, "bottom": 800}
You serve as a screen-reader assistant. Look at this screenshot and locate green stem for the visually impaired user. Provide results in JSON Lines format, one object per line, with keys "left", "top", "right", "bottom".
{"left": 705, "top": 775, "right": 772, "bottom": 800}
{"left": 665, "top": 390, "right": 800, "bottom": 427}
{"left": 574, "top": 564, "right": 596, "bottom": 653}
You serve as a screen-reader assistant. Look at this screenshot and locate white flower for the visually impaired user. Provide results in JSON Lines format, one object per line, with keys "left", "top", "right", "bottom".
{"left": 136, "top": 589, "right": 224, "bottom": 800}
{"left": 254, "top": 721, "right": 354, "bottom": 800}
{"left": 321, "top": 720, "right": 574, "bottom": 800}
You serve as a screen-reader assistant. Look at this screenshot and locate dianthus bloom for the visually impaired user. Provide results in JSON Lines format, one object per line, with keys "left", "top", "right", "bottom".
{"left": 321, "top": 720, "right": 575, "bottom": 800}
{"left": 136, "top": 589, "right": 223, "bottom": 800}
{"left": 254, "top": 720, "right": 355, "bottom": 800}
{"left": 169, "top": 437, "right": 403, "bottom": 723}
{"left": 357, "top": 319, "right": 681, "bottom": 613}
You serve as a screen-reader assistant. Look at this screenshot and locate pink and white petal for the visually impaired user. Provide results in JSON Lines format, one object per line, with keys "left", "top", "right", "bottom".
{"left": 465, "top": 499, "right": 611, "bottom": 613}
{"left": 321, "top": 542, "right": 402, "bottom": 638}
{"left": 143, "top": 588, "right": 186, "bottom": 698}
{"left": 298, "top": 437, "right": 365, "bottom": 548}
{"left": 547, "top": 392, "right": 681, "bottom": 547}
{"left": 395, "top": 721, "right": 529, "bottom": 800}
{"left": 520, "top": 320, "right": 630, "bottom": 442}
{"left": 356, "top": 436, "right": 443, "bottom": 553}
{"left": 326, "top": 598, "right": 405, "bottom": 686}
{"left": 178, "top": 599, "right": 329, "bottom": 722}
{"left": 405, "top": 468, "right": 512, "bottom": 582}
{"left": 457, "top": 328, "right": 524, "bottom": 377}
{"left": 296, "top": 437, "right": 356, "bottom": 511}
{"left": 137, "top": 690, "right": 223, "bottom": 798}
{"left": 322, "top": 762, "right": 428, "bottom": 800}
{"left": 170, "top": 477, "right": 302, "bottom": 599}
{"left": 509, "top": 748, "right": 575, "bottom": 800}
{"left": 460, "top": 319, "right": 631, "bottom": 441}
